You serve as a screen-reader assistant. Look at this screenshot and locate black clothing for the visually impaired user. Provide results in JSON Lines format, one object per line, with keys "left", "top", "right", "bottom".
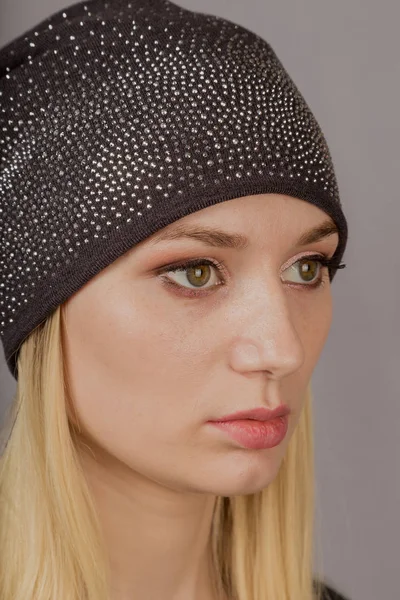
{"left": 320, "top": 581, "right": 350, "bottom": 600}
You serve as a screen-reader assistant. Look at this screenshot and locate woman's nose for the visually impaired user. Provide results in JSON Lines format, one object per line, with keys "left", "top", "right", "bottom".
{"left": 228, "top": 281, "right": 305, "bottom": 380}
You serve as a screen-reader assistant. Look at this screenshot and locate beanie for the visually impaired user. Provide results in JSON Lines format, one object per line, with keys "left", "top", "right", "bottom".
{"left": 0, "top": 0, "right": 348, "bottom": 380}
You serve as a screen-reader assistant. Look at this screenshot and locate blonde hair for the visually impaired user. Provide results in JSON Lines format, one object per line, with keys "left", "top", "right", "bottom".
{"left": 0, "top": 305, "right": 327, "bottom": 600}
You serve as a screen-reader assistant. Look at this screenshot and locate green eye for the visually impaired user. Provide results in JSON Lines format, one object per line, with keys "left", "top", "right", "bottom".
{"left": 157, "top": 255, "right": 346, "bottom": 297}
{"left": 160, "top": 259, "right": 223, "bottom": 290}
{"left": 184, "top": 264, "right": 213, "bottom": 287}
{"left": 283, "top": 257, "right": 322, "bottom": 285}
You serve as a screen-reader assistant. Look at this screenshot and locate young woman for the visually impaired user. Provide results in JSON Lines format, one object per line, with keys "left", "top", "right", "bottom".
{"left": 0, "top": 1, "right": 350, "bottom": 599}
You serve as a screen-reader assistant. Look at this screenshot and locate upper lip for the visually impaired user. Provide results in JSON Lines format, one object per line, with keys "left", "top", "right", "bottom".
{"left": 211, "top": 405, "right": 290, "bottom": 422}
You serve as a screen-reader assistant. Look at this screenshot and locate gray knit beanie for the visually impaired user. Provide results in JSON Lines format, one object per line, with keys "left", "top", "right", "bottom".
{"left": 0, "top": 0, "right": 348, "bottom": 380}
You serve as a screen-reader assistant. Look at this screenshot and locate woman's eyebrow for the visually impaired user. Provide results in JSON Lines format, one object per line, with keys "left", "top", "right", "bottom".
{"left": 148, "top": 219, "right": 338, "bottom": 250}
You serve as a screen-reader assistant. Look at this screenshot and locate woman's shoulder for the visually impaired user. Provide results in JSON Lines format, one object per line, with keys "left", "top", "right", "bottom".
{"left": 321, "top": 585, "right": 350, "bottom": 600}
{"left": 314, "top": 579, "right": 350, "bottom": 600}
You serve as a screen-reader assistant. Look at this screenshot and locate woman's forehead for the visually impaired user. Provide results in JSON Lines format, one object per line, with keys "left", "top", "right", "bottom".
{"left": 145, "top": 194, "right": 337, "bottom": 246}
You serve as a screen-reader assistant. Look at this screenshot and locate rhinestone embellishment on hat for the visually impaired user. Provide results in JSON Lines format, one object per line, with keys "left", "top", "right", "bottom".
{"left": 0, "top": 0, "right": 347, "bottom": 377}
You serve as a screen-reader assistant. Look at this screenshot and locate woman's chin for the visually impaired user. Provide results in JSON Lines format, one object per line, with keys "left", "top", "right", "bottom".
{"left": 190, "top": 452, "right": 285, "bottom": 497}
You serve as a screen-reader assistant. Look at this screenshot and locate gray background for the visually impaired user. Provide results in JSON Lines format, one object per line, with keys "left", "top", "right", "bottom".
{"left": 0, "top": 1, "right": 399, "bottom": 599}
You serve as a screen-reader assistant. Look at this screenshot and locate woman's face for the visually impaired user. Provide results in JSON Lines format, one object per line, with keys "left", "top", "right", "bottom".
{"left": 63, "top": 194, "right": 339, "bottom": 496}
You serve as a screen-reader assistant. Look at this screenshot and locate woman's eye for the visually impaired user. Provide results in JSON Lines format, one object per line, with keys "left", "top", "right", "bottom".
{"left": 157, "top": 255, "right": 330, "bottom": 295}
{"left": 159, "top": 259, "right": 224, "bottom": 291}
{"left": 282, "top": 257, "right": 324, "bottom": 286}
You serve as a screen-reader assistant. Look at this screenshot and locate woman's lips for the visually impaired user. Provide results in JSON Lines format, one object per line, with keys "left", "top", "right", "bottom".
{"left": 207, "top": 405, "right": 290, "bottom": 449}
{"left": 212, "top": 405, "right": 290, "bottom": 422}
{"left": 208, "top": 416, "right": 289, "bottom": 449}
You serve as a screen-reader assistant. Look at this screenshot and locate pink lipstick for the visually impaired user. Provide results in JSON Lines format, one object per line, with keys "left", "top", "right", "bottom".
{"left": 208, "top": 405, "right": 290, "bottom": 450}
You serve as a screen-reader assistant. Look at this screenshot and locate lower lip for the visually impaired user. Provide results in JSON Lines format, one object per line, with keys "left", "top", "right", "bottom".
{"left": 208, "top": 416, "right": 289, "bottom": 450}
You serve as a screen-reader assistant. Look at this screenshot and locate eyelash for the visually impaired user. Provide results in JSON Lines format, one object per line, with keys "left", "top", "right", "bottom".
{"left": 156, "top": 255, "right": 347, "bottom": 298}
